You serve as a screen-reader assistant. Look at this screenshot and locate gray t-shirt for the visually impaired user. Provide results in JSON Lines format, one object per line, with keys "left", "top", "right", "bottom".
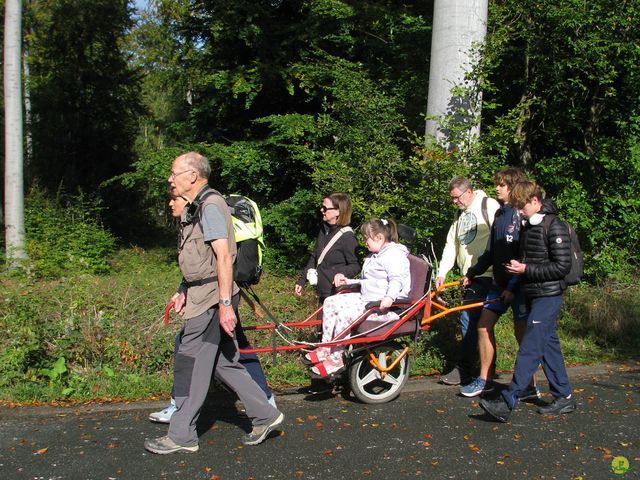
{"left": 201, "top": 203, "right": 229, "bottom": 242}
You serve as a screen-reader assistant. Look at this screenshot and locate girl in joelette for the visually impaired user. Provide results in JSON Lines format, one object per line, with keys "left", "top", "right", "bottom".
{"left": 305, "top": 218, "right": 412, "bottom": 377}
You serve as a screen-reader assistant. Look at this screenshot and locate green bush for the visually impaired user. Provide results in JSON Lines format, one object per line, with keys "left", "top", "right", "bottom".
{"left": 24, "top": 188, "right": 117, "bottom": 277}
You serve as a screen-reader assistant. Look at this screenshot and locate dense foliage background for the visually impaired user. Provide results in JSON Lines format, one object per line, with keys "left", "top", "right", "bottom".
{"left": 1, "top": 0, "right": 639, "bottom": 401}
{"left": 3, "top": 0, "right": 638, "bottom": 277}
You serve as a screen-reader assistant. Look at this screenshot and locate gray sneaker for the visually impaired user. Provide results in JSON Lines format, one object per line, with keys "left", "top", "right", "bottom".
{"left": 241, "top": 412, "right": 284, "bottom": 446}
{"left": 440, "top": 367, "right": 470, "bottom": 386}
{"left": 520, "top": 385, "right": 541, "bottom": 401}
{"left": 144, "top": 435, "right": 198, "bottom": 454}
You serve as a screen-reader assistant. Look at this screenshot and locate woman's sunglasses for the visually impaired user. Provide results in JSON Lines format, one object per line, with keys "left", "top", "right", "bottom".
{"left": 320, "top": 205, "right": 338, "bottom": 213}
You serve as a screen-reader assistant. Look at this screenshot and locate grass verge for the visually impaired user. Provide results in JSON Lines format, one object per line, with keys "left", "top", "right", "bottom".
{"left": 1, "top": 247, "right": 638, "bottom": 404}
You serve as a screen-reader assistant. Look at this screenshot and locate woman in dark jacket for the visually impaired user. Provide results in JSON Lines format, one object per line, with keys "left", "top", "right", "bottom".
{"left": 294, "top": 192, "right": 360, "bottom": 302}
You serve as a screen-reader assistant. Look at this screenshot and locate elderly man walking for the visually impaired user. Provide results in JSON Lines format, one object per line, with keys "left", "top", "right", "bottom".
{"left": 144, "top": 152, "right": 283, "bottom": 454}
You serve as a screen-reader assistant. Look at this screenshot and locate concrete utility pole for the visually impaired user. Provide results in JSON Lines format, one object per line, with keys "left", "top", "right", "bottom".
{"left": 425, "top": 0, "right": 488, "bottom": 146}
{"left": 4, "top": 0, "right": 27, "bottom": 263}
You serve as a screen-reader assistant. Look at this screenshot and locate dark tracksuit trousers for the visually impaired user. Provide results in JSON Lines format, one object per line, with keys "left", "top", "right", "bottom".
{"left": 501, "top": 295, "right": 572, "bottom": 409}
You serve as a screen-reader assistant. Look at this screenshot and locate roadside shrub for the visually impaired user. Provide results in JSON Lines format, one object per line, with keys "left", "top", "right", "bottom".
{"left": 24, "top": 188, "right": 117, "bottom": 277}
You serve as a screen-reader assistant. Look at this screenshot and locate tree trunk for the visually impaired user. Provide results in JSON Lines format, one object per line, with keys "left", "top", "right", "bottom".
{"left": 23, "top": 15, "right": 33, "bottom": 176}
{"left": 4, "top": 0, "right": 27, "bottom": 263}
{"left": 425, "top": 0, "right": 488, "bottom": 149}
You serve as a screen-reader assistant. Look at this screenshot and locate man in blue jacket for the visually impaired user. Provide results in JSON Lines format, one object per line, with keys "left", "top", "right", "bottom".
{"left": 479, "top": 181, "right": 576, "bottom": 422}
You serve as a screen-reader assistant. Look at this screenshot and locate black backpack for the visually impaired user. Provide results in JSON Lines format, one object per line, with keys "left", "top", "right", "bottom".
{"left": 542, "top": 215, "right": 583, "bottom": 286}
{"left": 225, "top": 194, "right": 265, "bottom": 287}
{"left": 191, "top": 189, "right": 265, "bottom": 287}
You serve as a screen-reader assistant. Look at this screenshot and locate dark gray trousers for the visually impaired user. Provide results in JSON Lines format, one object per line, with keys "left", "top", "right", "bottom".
{"left": 168, "top": 306, "right": 278, "bottom": 446}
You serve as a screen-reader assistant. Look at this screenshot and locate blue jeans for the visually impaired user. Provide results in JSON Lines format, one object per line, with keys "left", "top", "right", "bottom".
{"left": 502, "top": 295, "right": 571, "bottom": 409}
{"left": 458, "top": 277, "right": 492, "bottom": 372}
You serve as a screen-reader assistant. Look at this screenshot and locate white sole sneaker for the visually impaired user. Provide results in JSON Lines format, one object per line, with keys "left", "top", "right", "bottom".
{"left": 148, "top": 403, "right": 177, "bottom": 424}
{"left": 144, "top": 436, "right": 199, "bottom": 454}
{"left": 242, "top": 412, "right": 285, "bottom": 446}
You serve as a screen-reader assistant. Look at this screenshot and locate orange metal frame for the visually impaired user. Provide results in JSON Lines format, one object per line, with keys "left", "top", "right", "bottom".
{"left": 164, "top": 280, "right": 487, "bottom": 357}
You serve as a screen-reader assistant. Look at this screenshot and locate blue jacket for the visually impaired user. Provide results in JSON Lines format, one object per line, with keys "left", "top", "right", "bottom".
{"left": 466, "top": 203, "right": 521, "bottom": 291}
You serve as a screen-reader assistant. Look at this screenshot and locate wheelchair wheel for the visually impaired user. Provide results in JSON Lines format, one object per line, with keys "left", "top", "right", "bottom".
{"left": 348, "top": 343, "right": 410, "bottom": 404}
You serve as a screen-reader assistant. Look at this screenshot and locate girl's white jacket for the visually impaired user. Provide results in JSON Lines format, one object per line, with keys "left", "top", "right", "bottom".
{"left": 347, "top": 242, "right": 411, "bottom": 302}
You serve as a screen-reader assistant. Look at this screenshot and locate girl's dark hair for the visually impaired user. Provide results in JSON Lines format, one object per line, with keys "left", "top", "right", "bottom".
{"left": 360, "top": 217, "right": 399, "bottom": 243}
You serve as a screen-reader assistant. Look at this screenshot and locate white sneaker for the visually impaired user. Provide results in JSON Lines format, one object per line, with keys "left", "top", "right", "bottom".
{"left": 267, "top": 394, "right": 277, "bottom": 408}
{"left": 149, "top": 399, "right": 177, "bottom": 424}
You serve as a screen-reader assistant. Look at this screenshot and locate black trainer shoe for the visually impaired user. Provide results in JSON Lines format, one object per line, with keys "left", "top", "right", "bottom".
{"left": 479, "top": 397, "right": 512, "bottom": 423}
{"left": 440, "top": 367, "right": 471, "bottom": 386}
{"left": 298, "top": 378, "right": 334, "bottom": 395}
{"left": 537, "top": 395, "right": 576, "bottom": 415}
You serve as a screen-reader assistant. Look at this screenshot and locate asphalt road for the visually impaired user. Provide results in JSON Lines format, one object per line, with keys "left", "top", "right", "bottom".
{"left": 1, "top": 362, "right": 638, "bottom": 480}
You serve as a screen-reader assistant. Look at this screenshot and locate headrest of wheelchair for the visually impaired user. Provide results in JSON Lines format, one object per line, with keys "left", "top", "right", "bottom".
{"left": 397, "top": 224, "right": 417, "bottom": 246}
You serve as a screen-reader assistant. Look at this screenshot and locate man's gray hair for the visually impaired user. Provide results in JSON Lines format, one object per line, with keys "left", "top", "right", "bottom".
{"left": 182, "top": 151, "right": 211, "bottom": 179}
{"left": 448, "top": 175, "right": 472, "bottom": 192}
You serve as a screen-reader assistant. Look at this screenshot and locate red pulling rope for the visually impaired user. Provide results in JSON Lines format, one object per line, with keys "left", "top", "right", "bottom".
{"left": 164, "top": 301, "right": 175, "bottom": 327}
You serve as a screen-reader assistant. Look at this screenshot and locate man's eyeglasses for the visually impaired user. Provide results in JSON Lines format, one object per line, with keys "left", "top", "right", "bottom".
{"left": 450, "top": 189, "right": 468, "bottom": 202}
{"left": 320, "top": 205, "right": 338, "bottom": 213}
{"left": 170, "top": 169, "right": 193, "bottom": 180}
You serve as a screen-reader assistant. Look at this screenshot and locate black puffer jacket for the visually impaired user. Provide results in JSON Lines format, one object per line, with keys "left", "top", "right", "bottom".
{"left": 519, "top": 200, "right": 572, "bottom": 298}
{"left": 297, "top": 223, "right": 360, "bottom": 299}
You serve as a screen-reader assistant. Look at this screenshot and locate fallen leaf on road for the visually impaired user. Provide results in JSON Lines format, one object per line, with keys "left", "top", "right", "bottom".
{"left": 34, "top": 447, "right": 48, "bottom": 455}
